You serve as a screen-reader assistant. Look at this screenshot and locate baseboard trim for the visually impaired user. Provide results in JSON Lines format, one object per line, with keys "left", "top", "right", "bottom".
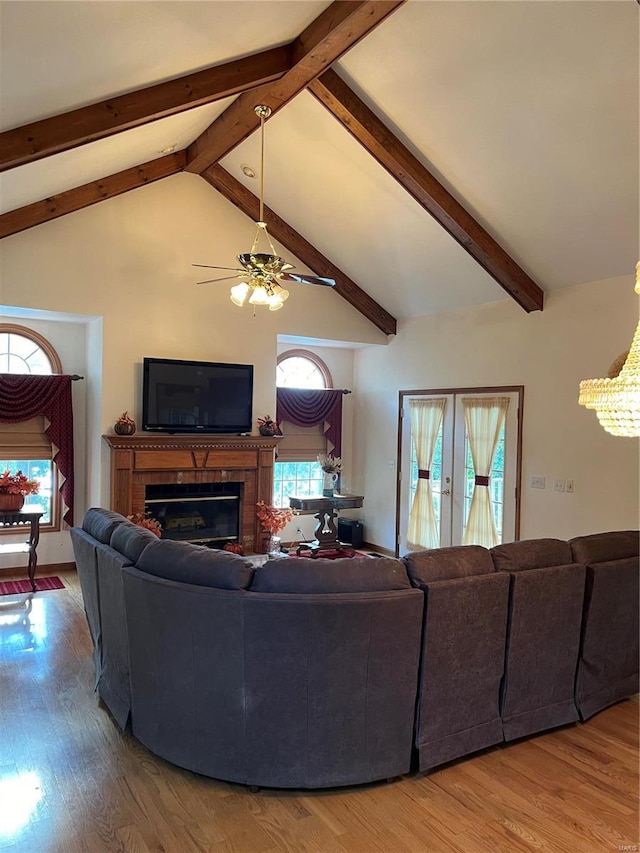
{"left": 362, "top": 541, "right": 395, "bottom": 557}
{"left": 0, "top": 561, "right": 75, "bottom": 577}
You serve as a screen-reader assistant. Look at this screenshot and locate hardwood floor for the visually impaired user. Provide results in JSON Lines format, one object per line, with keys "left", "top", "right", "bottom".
{"left": 0, "top": 567, "right": 637, "bottom": 853}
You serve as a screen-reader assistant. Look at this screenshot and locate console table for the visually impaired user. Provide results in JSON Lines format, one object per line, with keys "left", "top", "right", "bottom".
{"left": 0, "top": 510, "right": 44, "bottom": 592}
{"left": 288, "top": 495, "right": 364, "bottom": 557}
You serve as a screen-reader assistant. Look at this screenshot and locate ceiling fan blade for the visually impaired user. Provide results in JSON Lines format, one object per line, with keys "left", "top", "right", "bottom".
{"left": 193, "top": 263, "right": 244, "bottom": 273}
{"left": 196, "top": 274, "right": 245, "bottom": 285}
{"left": 280, "top": 273, "right": 336, "bottom": 287}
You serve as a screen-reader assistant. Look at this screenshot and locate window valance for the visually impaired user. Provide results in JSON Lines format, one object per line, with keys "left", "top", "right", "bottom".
{"left": 276, "top": 388, "right": 343, "bottom": 458}
{"left": 0, "top": 374, "right": 75, "bottom": 525}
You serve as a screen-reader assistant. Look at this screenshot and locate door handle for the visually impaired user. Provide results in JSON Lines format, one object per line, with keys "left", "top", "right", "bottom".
{"left": 441, "top": 488, "right": 451, "bottom": 496}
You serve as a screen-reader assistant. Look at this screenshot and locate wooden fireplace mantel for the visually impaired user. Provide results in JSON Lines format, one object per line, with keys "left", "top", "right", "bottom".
{"left": 103, "top": 434, "right": 281, "bottom": 554}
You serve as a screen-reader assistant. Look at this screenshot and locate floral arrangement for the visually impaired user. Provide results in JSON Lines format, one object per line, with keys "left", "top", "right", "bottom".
{"left": 114, "top": 411, "right": 136, "bottom": 435}
{"left": 0, "top": 470, "right": 39, "bottom": 496}
{"left": 256, "top": 501, "right": 296, "bottom": 534}
{"left": 257, "top": 414, "right": 281, "bottom": 436}
{"left": 127, "top": 511, "right": 162, "bottom": 538}
{"left": 317, "top": 453, "right": 342, "bottom": 475}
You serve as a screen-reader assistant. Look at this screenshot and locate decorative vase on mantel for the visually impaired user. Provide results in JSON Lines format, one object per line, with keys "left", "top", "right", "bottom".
{"left": 114, "top": 411, "right": 136, "bottom": 436}
{"left": 0, "top": 493, "right": 25, "bottom": 512}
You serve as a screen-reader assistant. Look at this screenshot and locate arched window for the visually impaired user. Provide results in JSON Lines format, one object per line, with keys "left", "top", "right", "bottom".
{"left": 0, "top": 325, "right": 62, "bottom": 374}
{"left": 0, "top": 325, "right": 62, "bottom": 526}
{"left": 273, "top": 351, "right": 332, "bottom": 507}
{"left": 277, "top": 350, "right": 332, "bottom": 389}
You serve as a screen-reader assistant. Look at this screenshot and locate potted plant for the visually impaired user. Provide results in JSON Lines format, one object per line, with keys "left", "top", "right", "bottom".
{"left": 256, "top": 501, "right": 296, "bottom": 555}
{"left": 0, "top": 470, "right": 39, "bottom": 512}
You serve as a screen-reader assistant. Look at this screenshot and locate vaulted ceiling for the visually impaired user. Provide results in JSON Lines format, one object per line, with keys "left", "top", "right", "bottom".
{"left": 1, "top": 0, "right": 637, "bottom": 334}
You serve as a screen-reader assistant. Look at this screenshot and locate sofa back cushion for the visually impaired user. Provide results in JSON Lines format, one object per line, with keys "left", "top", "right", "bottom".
{"left": 110, "top": 521, "right": 158, "bottom": 564}
{"left": 82, "top": 507, "right": 129, "bottom": 544}
{"left": 403, "top": 545, "right": 494, "bottom": 585}
{"left": 250, "top": 556, "right": 410, "bottom": 594}
{"left": 490, "top": 538, "right": 572, "bottom": 572}
{"left": 136, "top": 539, "right": 254, "bottom": 590}
{"left": 569, "top": 530, "right": 639, "bottom": 566}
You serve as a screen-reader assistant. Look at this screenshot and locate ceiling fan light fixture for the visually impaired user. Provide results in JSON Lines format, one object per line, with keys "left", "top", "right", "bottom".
{"left": 268, "top": 296, "right": 285, "bottom": 311}
{"left": 230, "top": 281, "right": 250, "bottom": 307}
{"left": 195, "top": 102, "right": 335, "bottom": 310}
{"left": 248, "top": 284, "right": 271, "bottom": 306}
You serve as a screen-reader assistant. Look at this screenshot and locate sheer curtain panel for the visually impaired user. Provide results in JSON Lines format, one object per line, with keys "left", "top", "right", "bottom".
{"left": 407, "top": 398, "right": 447, "bottom": 551}
{"left": 462, "top": 396, "right": 510, "bottom": 548}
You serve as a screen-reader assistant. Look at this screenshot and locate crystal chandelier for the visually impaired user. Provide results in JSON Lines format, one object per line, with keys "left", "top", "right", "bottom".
{"left": 578, "top": 263, "right": 640, "bottom": 437}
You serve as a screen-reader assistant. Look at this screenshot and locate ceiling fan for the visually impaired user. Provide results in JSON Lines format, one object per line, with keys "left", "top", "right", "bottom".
{"left": 194, "top": 105, "right": 335, "bottom": 311}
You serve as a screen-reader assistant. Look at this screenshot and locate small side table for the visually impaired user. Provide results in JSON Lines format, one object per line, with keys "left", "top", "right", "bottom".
{"left": 0, "top": 510, "right": 44, "bottom": 592}
{"left": 288, "top": 495, "right": 364, "bottom": 557}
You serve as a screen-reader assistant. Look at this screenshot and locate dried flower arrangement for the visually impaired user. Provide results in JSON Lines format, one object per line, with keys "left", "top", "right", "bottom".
{"left": 256, "top": 501, "right": 296, "bottom": 534}
{"left": 317, "top": 453, "right": 342, "bottom": 475}
{"left": 257, "top": 415, "right": 281, "bottom": 436}
{"left": 114, "top": 411, "right": 136, "bottom": 435}
{"left": 127, "top": 511, "right": 162, "bottom": 538}
{"left": 0, "top": 470, "right": 39, "bottom": 496}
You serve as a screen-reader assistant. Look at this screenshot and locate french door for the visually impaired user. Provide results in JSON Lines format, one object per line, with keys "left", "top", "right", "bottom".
{"left": 396, "top": 387, "right": 522, "bottom": 555}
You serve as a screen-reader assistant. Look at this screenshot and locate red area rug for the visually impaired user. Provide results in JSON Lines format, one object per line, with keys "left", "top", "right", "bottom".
{"left": 288, "top": 548, "right": 368, "bottom": 559}
{"left": 0, "top": 576, "right": 65, "bottom": 596}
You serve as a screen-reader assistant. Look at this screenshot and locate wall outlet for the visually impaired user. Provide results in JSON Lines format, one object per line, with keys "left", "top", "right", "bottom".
{"left": 388, "top": 459, "right": 395, "bottom": 470}
{"left": 530, "top": 475, "right": 545, "bottom": 489}
{"left": 566, "top": 480, "right": 574, "bottom": 494}
{"left": 554, "top": 478, "right": 566, "bottom": 492}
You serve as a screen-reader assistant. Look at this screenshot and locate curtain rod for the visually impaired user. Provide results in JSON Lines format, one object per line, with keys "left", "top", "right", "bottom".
{"left": 70, "top": 375, "right": 84, "bottom": 380}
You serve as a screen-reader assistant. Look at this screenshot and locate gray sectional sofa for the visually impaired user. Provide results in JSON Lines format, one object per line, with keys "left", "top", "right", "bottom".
{"left": 71, "top": 509, "right": 423, "bottom": 789}
{"left": 71, "top": 508, "right": 639, "bottom": 789}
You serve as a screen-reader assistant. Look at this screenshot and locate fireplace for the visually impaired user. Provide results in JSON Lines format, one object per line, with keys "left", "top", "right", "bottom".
{"left": 103, "top": 434, "right": 281, "bottom": 554}
{"left": 145, "top": 482, "right": 241, "bottom": 547}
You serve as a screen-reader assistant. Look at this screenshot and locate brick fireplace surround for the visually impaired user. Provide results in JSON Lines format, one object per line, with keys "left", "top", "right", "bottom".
{"left": 103, "top": 434, "right": 281, "bottom": 554}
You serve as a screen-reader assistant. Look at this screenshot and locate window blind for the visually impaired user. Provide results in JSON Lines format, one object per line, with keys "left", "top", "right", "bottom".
{"left": 0, "top": 417, "right": 52, "bottom": 459}
{"left": 276, "top": 421, "right": 327, "bottom": 463}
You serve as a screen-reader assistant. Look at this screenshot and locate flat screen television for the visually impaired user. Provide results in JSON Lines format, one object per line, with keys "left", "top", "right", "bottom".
{"left": 142, "top": 357, "right": 253, "bottom": 434}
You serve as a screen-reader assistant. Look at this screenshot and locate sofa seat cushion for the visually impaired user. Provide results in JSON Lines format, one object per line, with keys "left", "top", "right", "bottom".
{"left": 82, "top": 507, "right": 129, "bottom": 544}
{"left": 403, "top": 545, "right": 494, "bottom": 584}
{"left": 137, "top": 539, "right": 255, "bottom": 590}
{"left": 251, "top": 556, "right": 410, "bottom": 594}
{"left": 491, "top": 538, "right": 572, "bottom": 572}
{"left": 110, "top": 521, "right": 158, "bottom": 564}
{"left": 569, "top": 530, "right": 639, "bottom": 565}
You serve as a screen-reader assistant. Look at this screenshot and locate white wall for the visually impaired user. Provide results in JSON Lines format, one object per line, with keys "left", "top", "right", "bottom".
{"left": 2, "top": 174, "right": 637, "bottom": 561}
{"left": 0, "top": 310, "right": 90, "bottom": 567}
{"left": 353, "top": 275, "right": 639, "bottom": 551}
{"left": 0, "top": 175, "right": 384, "bottom": 563}
{"left": 275, "top": 342, "right": 356, "bottom": 544}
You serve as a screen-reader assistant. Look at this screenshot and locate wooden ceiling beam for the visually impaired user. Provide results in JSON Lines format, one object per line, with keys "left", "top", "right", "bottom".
{"left": 0, "top": 47, "right": 292, "bottom": 172}
{"left": 186, "top": 0, "right": 405, "bottom": 174}
{"left": 0, "top": 152, "right": 186, "bottom": 239}
{"left": 201, "top": 164, "right": 397, "bottom": 336}
{"left": 309, "top": 69, "right": 544, "bottom": 313}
